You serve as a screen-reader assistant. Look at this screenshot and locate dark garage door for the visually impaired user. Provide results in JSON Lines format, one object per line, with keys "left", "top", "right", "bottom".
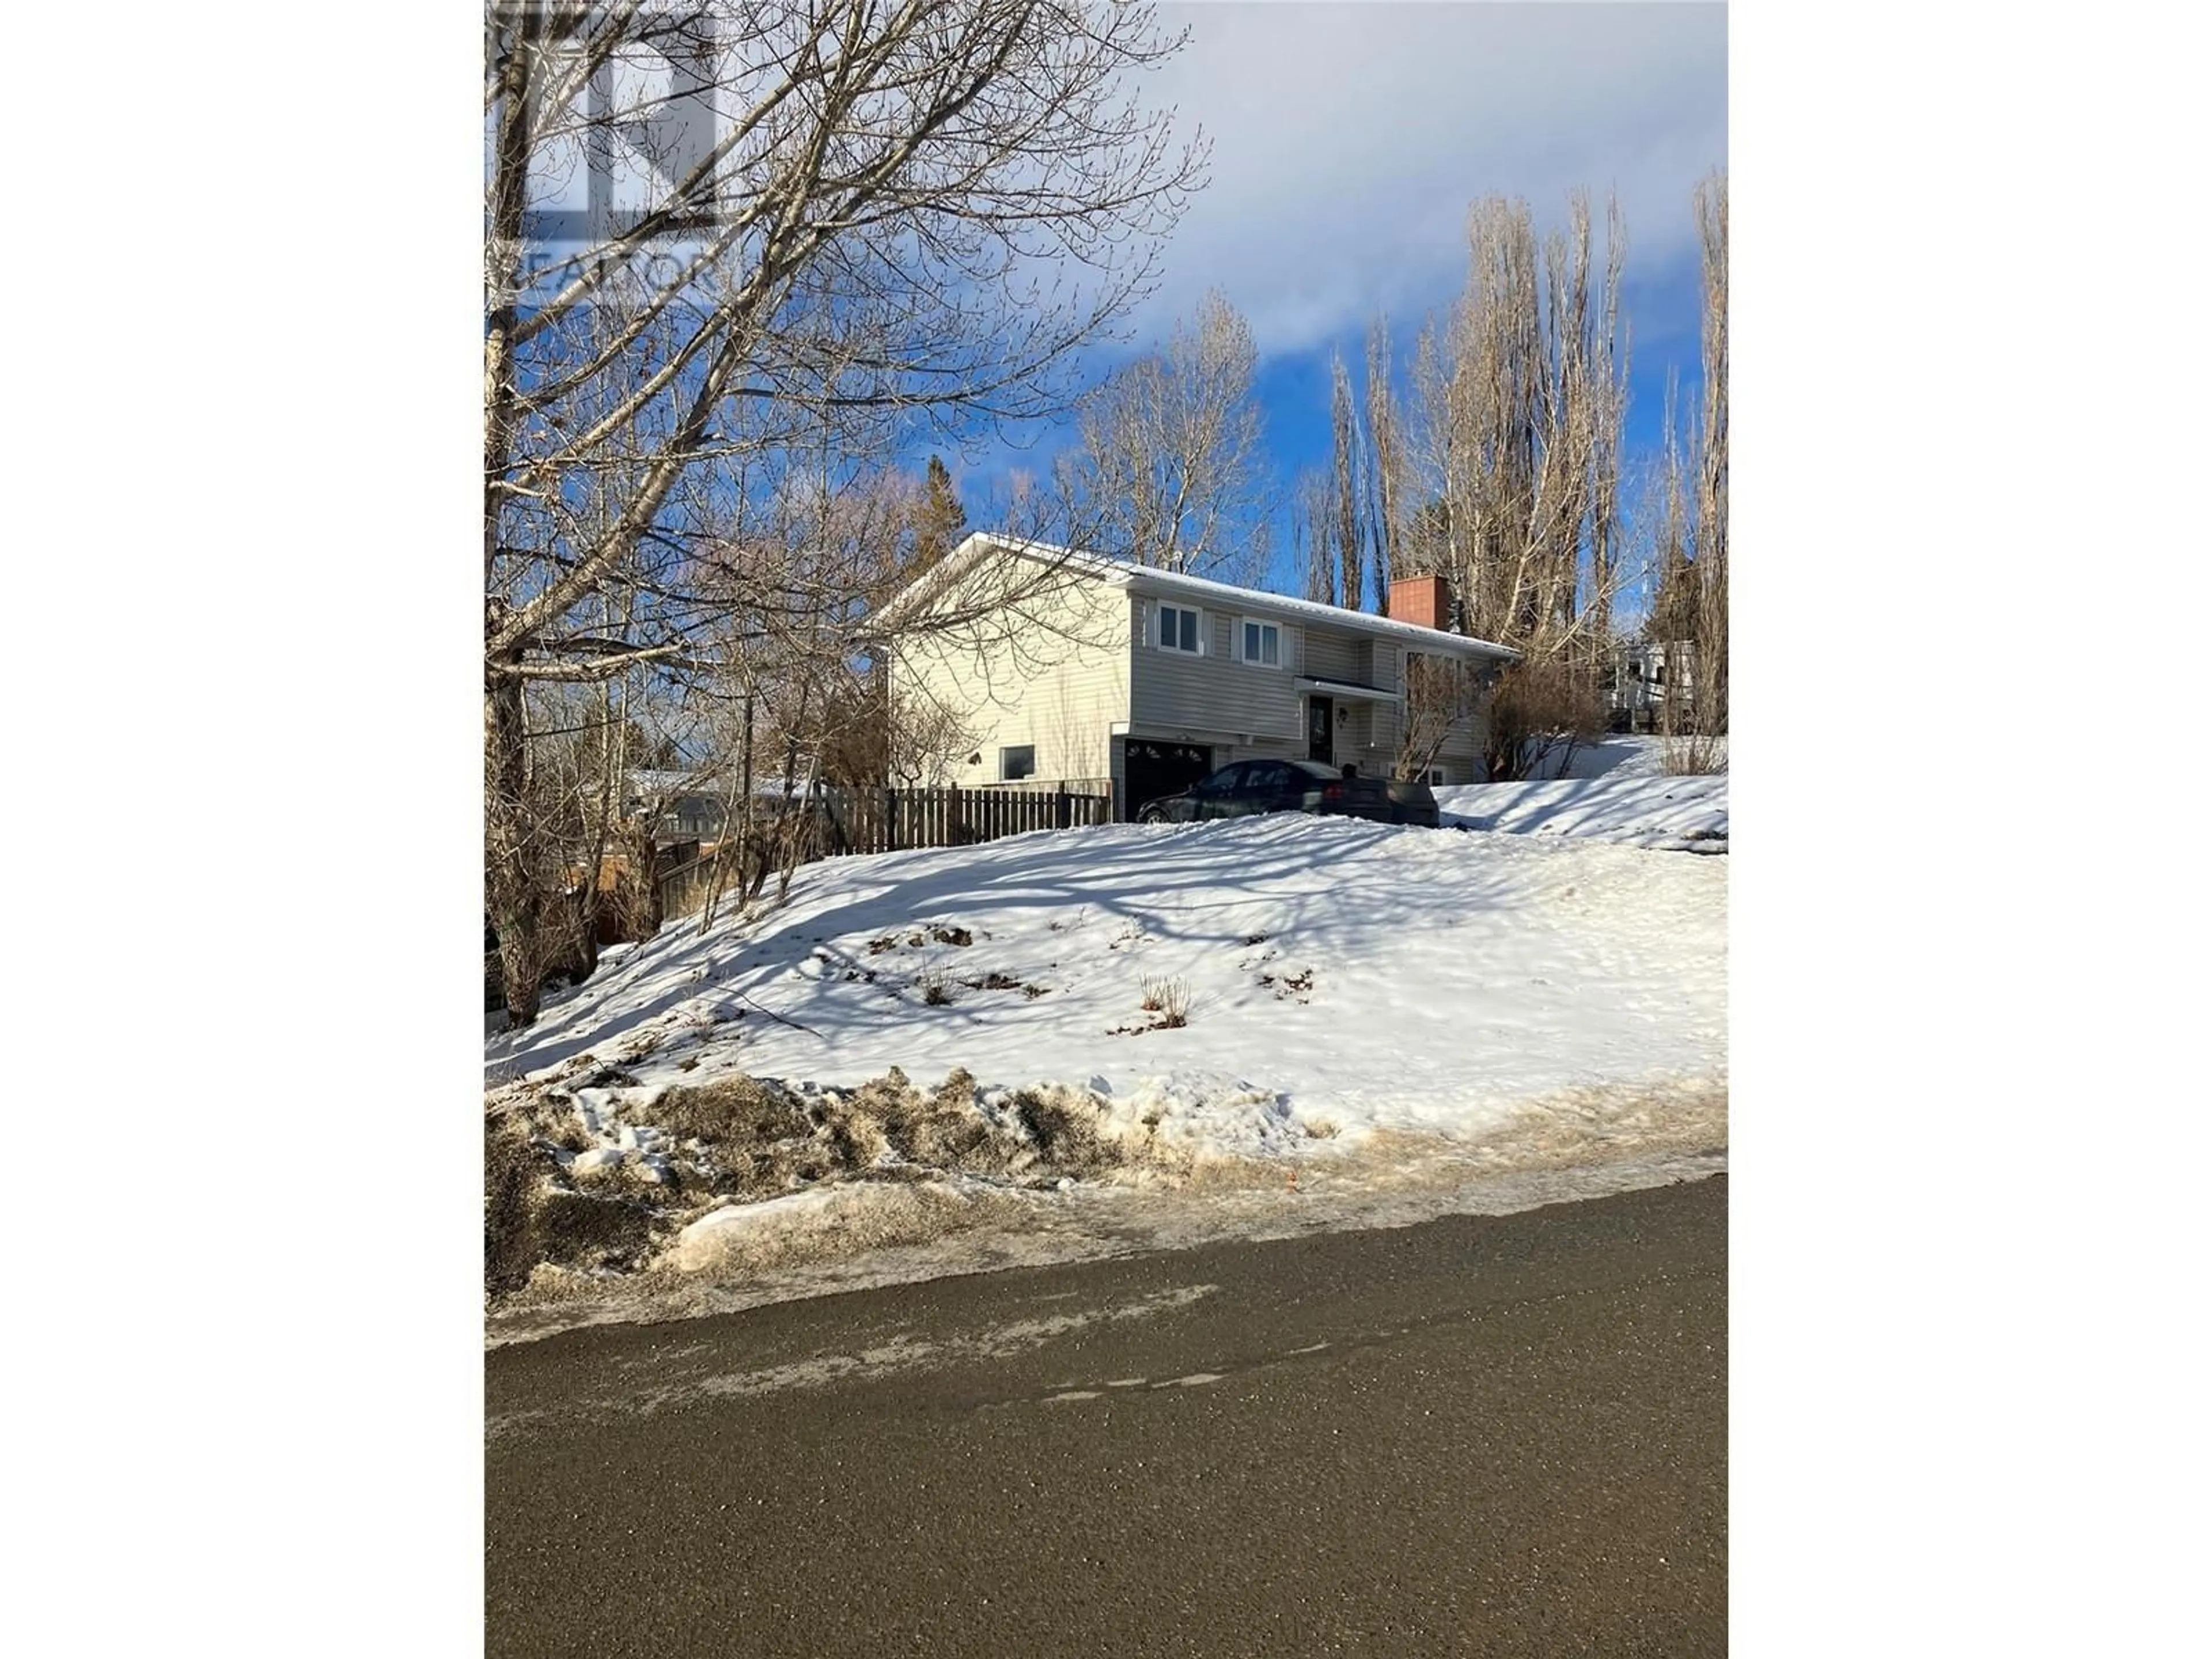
{"left": 1123, "top": 740, "right": 1214, "bottom": 821}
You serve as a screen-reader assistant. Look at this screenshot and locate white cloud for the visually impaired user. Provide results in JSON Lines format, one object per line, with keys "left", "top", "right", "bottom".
{"left": 1135, "top": 1, "right": 1728, "bottom": 354}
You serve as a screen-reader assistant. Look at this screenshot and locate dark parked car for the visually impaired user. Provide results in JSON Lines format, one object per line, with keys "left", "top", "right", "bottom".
{"left": 1137, "top": 759, "right": 1440, "bottom": 828}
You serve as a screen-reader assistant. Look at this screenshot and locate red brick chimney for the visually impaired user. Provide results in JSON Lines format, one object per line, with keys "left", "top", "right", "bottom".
{"left": 1388, "top": 573, "right": 1452, "bottom": 631}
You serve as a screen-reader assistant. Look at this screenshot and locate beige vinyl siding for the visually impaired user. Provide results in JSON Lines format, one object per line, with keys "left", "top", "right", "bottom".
{"left": 1338, "top": 700, "right": 1381, "bottom": 768}
{"left": 1295, "top": 627, "right": 1392, "bottom": 772}
{"left": 891, "top": 560, "right": 1494, "bottom": 789}
{"left": 1390, "top": 636, "right": 1488, "bottom": 775}
{"left": 1364, "top": 640, "right": 1402, "bottom": 762}
{"left": 891, "top": 578, "right": 1131, "bottom": 786}
{"left": 1301, "top": 629, "right": 1360, "bottom": 684}
{"left": 1321, "top": 633, "right": 1486, "bottom": 777}
{"left": 1127, "top": 598, "right": 1302, "bottom": 743}
{"left": 1124, "top": 604, "right": 1485, "bottom": 769}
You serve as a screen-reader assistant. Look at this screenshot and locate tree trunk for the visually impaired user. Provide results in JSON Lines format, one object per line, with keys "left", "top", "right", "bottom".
{"left": 485, "top": 646, "right": 543, "bottom": 1028}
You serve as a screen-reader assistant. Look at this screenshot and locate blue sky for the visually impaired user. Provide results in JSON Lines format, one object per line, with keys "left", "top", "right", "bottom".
{"left": 935, "top": 1, "right": 1728, "bottom": 602}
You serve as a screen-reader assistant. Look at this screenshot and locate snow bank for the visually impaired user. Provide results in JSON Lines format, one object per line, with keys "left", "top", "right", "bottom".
{"left": 489, "top": 815, "right": 1725, "bottom": 1167}
{"left": 1434, "top": 772, "right": 1728, "bottom": 850}
{"left": 1513, "top": 734, "right": 1729, "bottom": 781}
{"left": 1412, "top": 734, "right": 1729, "bottom": 848}
{"left": 668, "top": 1180, "right": 1024, "bottom": 1276}
{"left": 486, "top": 811, "right": 1723, "bottom": 1337}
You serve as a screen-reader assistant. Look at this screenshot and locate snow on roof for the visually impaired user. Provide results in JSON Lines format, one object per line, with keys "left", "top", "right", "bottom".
{"left": 627, "top": 770, "right": 810, "bottom": 802}
{"left": 628, "top": 768, "right": 710, "bottom": 798}
{"left": 891, "top": 533, "right": 1520, "bottom": 660}
{"left": 1101, "top": 555, "right": 1517, "bottom": 660}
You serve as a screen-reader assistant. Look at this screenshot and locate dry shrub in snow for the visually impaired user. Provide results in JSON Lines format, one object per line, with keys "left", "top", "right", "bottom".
{"left": 1662, "top": 732, "right": 1729, "bottom": 775}
{"left": 1481, "top": 658, "right": 1608, "bottom": 783}
{"left": 1141, "top": 975, "right": 1193, "bottom": 1027}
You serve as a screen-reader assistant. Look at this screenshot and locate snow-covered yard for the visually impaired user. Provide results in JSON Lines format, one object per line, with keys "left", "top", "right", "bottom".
{"left": 1434, "top": 735, "right": 1729, "bottom": 851}
{"left": 1435, "top": 775, "right": 1727, "bottom": 850}
{"left": 1514, "top": 733, "right": 1728, "bottom": 782}
{"left": 493, "top": 816, "right": 1724, "bottom": 1137}
{"left": 487, "top": 804, "right": 1725, "bottom": 1330}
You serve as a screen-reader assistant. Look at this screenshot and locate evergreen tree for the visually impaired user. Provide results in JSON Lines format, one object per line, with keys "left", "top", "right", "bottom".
{"left": 908, "top": 456, "right": 968, "bottom": 572}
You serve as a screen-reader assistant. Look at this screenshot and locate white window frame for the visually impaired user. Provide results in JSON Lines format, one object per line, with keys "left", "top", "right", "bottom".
{"left": 1156, "top": 603, "right": 1205, "bottom": 655}
{"left": 1236, "top": 617, "right": 1282, "bottom": 668}
{"left": 999, "top": 744, "right": 1036, "bottom": 782}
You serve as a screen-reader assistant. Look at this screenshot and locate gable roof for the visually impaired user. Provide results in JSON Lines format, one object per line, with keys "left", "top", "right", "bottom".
{"left": 887, "top": 532, "right": 1519, "bottom": 661}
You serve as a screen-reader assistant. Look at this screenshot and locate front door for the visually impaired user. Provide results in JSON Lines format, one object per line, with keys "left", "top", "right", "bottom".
{"left": 1306, "top": 696, "right": 1334, "bottom": 764}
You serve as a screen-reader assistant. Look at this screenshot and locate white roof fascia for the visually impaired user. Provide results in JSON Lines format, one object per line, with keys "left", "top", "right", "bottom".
{"left": 1296, "top": 676, "right": 1402, "bottom": 703}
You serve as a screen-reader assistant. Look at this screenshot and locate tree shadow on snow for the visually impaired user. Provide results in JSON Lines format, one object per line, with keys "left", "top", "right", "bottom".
{"left": 485, "top": 818, "right": 1535, "bottom": 1082}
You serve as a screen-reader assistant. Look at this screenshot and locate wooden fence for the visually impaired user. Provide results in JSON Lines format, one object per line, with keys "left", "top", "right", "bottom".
{"left": 656, "top": 785, "right": 1112, "bottom": 922}
{"left": 817, "top": 785, "right": 1111, "bottom": 855}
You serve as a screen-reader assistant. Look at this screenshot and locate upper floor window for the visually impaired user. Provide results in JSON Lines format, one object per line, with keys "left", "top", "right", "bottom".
{"left": 1238, "top": 619, "right": 1282, "bottom": 666}
{"left": 1157, "top": 603, "right": 1203, "bottom": 653}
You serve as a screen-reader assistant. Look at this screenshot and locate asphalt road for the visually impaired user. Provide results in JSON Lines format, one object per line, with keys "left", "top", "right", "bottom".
{"left": 487, "top": 1174, "right": 1726, "bottom": 1658}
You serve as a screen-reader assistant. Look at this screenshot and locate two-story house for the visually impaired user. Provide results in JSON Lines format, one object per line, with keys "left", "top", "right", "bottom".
{"left": 1606, "top": 636, "right": 1702, "bottom": 733}
{"left": 887, "top": 534, "right": 1518, "bottom": 820}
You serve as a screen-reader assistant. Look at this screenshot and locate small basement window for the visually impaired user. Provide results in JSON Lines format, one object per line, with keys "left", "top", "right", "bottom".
{"left": 1000, "top": 745, "right": 1036, "bottom": 781}
{"left": 1157, "top": 604, "right": 1202, "bottom": 653}
{"left": 1239, "top": 619, "right": 1281, "bottom": 666}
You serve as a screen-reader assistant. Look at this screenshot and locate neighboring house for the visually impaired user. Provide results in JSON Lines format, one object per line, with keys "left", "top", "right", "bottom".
{"left": 1606, "top": 638, "right": 1700, "bottom": 733}
{"left": 626, "top": 771, "right": 730, "bottom": 842}
{"left": 625, "top": 772, "right": 816, "bottom": 844}
{"left": 887, "top": 534, "right": 1518, "bottom": 820}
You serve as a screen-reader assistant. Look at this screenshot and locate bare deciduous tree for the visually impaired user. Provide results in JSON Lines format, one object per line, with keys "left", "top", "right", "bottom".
{"left": 1400, "top": 190, "right": 1630, "bottom": 665}
{"left": 1689, "top": 169, "right": 1728, "bottom": 738}
{"left": 1060, "top": 289, "right": 1270, "bottom": 582}
{"left": 1395, "top": 653, "right": 1484, "bottom": 781}
{"left": 885, "top": 696, "right": 979, "bottom": 789}
{"left": 484, "top": 0, "right": 1205, "bottom": 1024}
{"left": 1294, "top": 468, "right": 1334, "bottom": 605}
{"left": 1649, "top": 169, "right": 1728, "bottom": 772}
{"left": 1365, "top": 316, "right": 1404, "bottom": 611}
{"left": 1329, "top": 349, "right": 1365, "bottom": 612}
